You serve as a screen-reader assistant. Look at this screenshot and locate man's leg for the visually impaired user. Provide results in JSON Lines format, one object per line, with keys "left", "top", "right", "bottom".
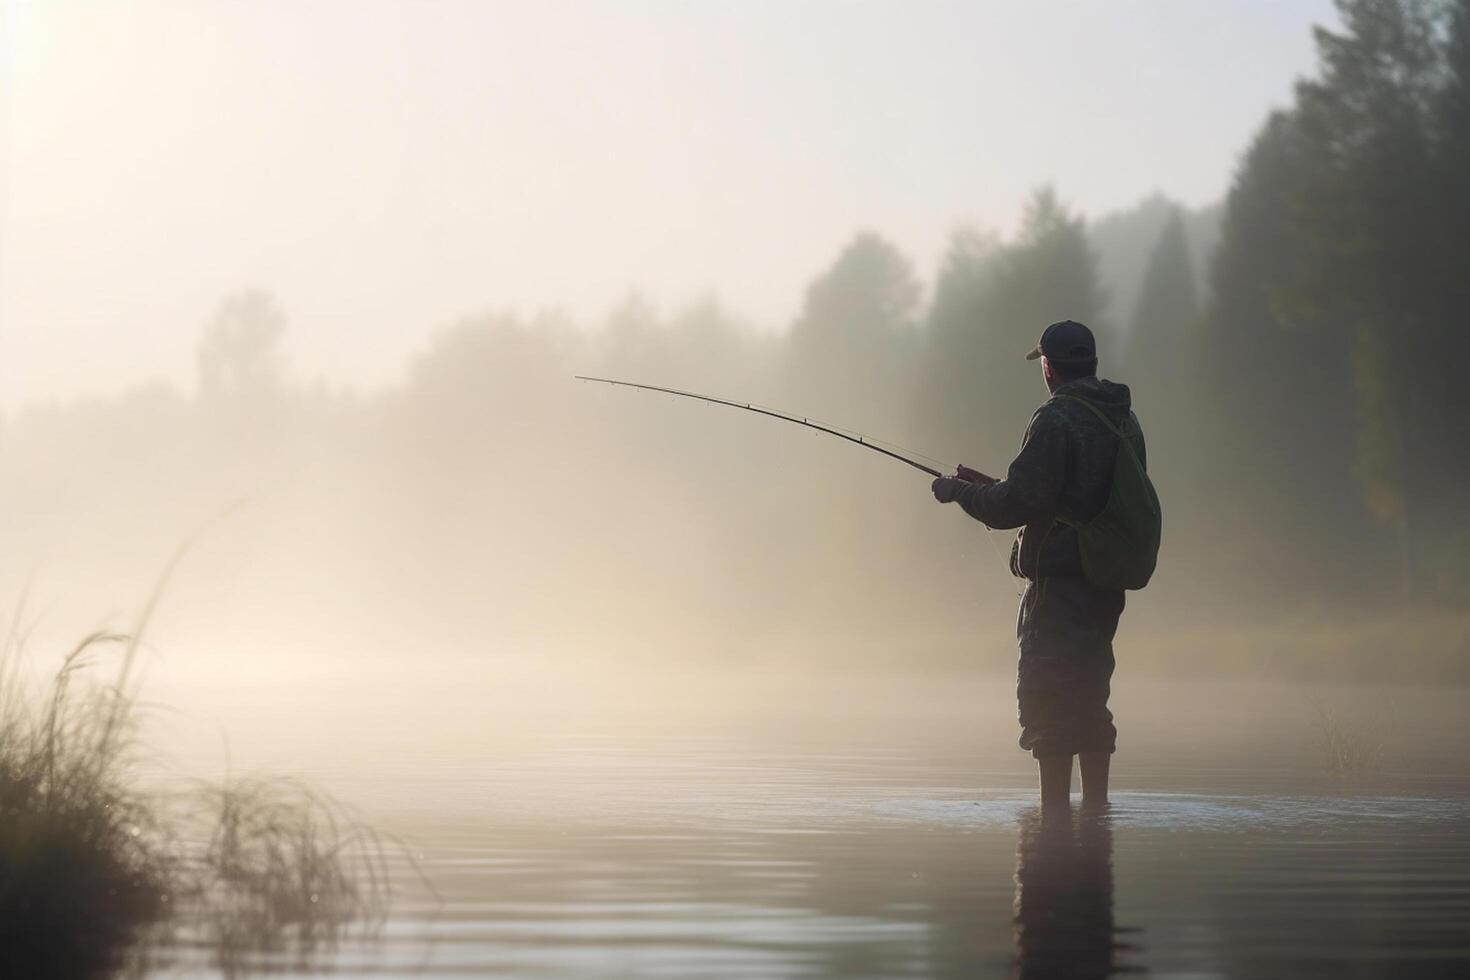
{"left": 1038, "top": 754, "right": 1073, "bottom": 809}
{"left": 1079, "top": 751, "right": 1110, "bottom": 808}
{"left": 1030, "top": 577, "right": 1121, "bottom": 810}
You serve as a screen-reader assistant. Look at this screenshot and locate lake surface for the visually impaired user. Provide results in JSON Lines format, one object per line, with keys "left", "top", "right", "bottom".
{"left": 146, "top": 677, "right": 1470, "bottom": 978}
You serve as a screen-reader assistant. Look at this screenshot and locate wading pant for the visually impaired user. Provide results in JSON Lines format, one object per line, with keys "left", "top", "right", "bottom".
{"left": 1016, "top": 575, "right": 1125, "bottom": 759}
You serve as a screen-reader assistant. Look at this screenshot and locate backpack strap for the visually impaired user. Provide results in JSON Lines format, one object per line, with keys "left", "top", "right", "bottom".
{"left": 1053, "top": 394, "right": 1146, "bottom": 473}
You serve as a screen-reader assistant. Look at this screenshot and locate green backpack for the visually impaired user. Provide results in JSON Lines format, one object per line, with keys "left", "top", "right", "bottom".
{"left": 1054, "top": 395, "right": 1162, "bottom": 591}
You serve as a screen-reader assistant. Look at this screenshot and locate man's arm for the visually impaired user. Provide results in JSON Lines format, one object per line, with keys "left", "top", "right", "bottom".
{"left": 942, "top": 407, "right": 1068, "bottom": 529}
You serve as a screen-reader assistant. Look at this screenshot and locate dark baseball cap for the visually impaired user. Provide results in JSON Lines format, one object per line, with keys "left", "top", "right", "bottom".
{"left": 1025, "top": 319, "right": 1096, "bottom": 363}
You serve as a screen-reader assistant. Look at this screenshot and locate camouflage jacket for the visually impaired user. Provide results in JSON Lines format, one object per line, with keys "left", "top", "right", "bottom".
{"left": 950, "top": 377, "right": 1142, "bottom": 582}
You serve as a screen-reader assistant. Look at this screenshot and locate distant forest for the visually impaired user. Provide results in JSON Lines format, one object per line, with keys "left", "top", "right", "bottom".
{"left": 2, "top": 0, "right": 1466, "bottom": 670}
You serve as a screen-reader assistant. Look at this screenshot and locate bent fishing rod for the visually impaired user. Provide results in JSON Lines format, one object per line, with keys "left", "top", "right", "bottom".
{"left": 578, "top": 374, "right": 1017, "bottom": 588}
{"left": 574, "top": 375, "right": 949, "bottom": 478}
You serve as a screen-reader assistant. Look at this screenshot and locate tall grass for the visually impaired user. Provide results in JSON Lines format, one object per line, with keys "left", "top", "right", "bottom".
{"left": 173, "top": 775, "right": 392, "bottom": 975}
{"left": 0, "top": 592, "right": 397, "bottom": 976}
{"left": 0, "top": 629, "right": 169, "bottom": 977}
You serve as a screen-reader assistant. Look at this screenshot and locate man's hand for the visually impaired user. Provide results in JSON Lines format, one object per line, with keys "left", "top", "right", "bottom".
{"left": 955, "top": 463, "right": 996, "bottom": 485}
{"left": 932, "top": 476, "right": 967, "bottom": 504}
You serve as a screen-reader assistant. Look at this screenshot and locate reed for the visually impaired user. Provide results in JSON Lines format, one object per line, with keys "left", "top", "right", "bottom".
{"left": 171, "top": 775, "right": 391, "bottom": 975}
{"left": 0, "top": 629, "right": 170, "bottom": 977}
{"left": 0, "top": 597, "right": 395, "bottom": 976}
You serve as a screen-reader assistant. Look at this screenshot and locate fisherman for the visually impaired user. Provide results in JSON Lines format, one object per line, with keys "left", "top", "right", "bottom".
{"left": 930, "top": 320, "right": 1148, "bottom": 810}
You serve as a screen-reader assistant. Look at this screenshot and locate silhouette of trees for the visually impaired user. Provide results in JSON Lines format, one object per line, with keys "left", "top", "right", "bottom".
{"left": 4, "top": 1, "right": 1470, "bottom": 669}
{"left": 1089, "top": 193, "right": 1219, "bottom": 334}
{"left": 1430, "top": 0, "right": 1470, "bottom": 593}
{"left": 919, "top": 187, "right": 1106, "bottom": 466}
{"left": 785, "top": 232, "right": 921, "bottom": 434}
{"left": 197, "top": 290, "right": 288, "bottom": 403}
{"left": 1198, "top": 0, "right": 1469, "bottom": 601}
{"left": 1124, "top": 209, "right": 1199, "bottom": 543}
{"left": 1128, "top": 210, "right": 1198, "bottom": 380}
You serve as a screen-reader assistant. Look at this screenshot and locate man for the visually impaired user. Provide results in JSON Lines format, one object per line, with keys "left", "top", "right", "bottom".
{"left": 930, "top": 320, "right": 1141, "bottom": 810}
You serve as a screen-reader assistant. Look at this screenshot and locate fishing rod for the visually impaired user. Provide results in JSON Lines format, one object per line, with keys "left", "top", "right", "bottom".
{"left": 574, "top": 375, "right": 949, "bottom": 478}
{"left": 578, "top": 374, "right": 1020, "bottom": 592}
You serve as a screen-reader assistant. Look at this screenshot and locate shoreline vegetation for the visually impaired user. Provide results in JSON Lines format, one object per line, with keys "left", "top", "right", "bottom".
{"left": 0, "top": 606, "right": 398, "bottom": 978}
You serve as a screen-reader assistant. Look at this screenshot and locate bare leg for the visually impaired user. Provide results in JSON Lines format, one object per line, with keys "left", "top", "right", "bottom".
{"left": 1079, "top": 752, "right": 1110, "bottom": 808}
{"left": 1038, "top": 755, "right": 1073, "bottom": 810}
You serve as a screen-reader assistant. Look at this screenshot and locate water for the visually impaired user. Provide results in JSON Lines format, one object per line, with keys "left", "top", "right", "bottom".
{"left": 146, "top": 677, "right": 1470, "bottom": 978}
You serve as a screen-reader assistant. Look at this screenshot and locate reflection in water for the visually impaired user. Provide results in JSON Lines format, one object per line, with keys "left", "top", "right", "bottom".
{"left": 1012, "top": 807, "right": 1141, "bottom": 978}
{"left": 135, "top": 742, "right": 1470, "bottom": 976}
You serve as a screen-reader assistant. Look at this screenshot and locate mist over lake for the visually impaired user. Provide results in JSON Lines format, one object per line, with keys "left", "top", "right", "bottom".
{"left": 3, "top": 0, "right": 1469, "bottom": 976}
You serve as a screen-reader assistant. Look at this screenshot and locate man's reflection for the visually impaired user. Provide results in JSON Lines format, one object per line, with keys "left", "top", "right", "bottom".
{"left": 1011, "top": 807, "right": 1141, "bottom": 978}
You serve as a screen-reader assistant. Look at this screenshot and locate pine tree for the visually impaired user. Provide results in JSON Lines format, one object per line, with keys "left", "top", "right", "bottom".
{"left": 1123, "top": 210, "right": 1199, "bottom": 556}
{"left": 1127, "top": 208, "right": 1198, "bottom": 401}
{"left": 917, "top": 188, "right": 1106, "bottom": 468}
{"left": 785, "top": 232, "right": 921, "bottom": 434}
{"left": 1426, "top": 0, "right": 1470, "bottom": 593}
{"left": 1199, "top": 0, "right": 1462, "bottom": 601}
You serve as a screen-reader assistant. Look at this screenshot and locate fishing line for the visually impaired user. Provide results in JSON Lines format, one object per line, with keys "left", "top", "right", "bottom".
{"left": 577, "top": 374, "right": 1021, "bottom": 589}
{"left": 983, "top": 525, "right": 1024, "bottom": 598}
{"left": 575, "top": 375, "right": 951, "bottom": 477}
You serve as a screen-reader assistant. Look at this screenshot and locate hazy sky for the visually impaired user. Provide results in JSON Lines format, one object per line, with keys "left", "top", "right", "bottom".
{"left": 1, "top": 0, "right": 1337, "bottom": 407}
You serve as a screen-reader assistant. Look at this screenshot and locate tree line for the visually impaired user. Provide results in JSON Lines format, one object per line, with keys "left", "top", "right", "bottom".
{"left": 1, "top": 0, "right": 1464, "bottom": 669}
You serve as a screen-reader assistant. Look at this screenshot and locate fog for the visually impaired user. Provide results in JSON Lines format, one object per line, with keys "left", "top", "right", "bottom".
{"left": 7, "top": 5, "right": 1470, "bottom": 975}
{"left": 2, "top": 1, "right": 1333, "bottom": 405}
{"left": 2, "top": 0, "right": 1468, "bottom": 756}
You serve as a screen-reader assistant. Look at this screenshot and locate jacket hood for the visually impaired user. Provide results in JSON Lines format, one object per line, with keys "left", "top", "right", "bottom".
{"left": 1053, "top": 376, "right": 1132, "bottom": 419}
